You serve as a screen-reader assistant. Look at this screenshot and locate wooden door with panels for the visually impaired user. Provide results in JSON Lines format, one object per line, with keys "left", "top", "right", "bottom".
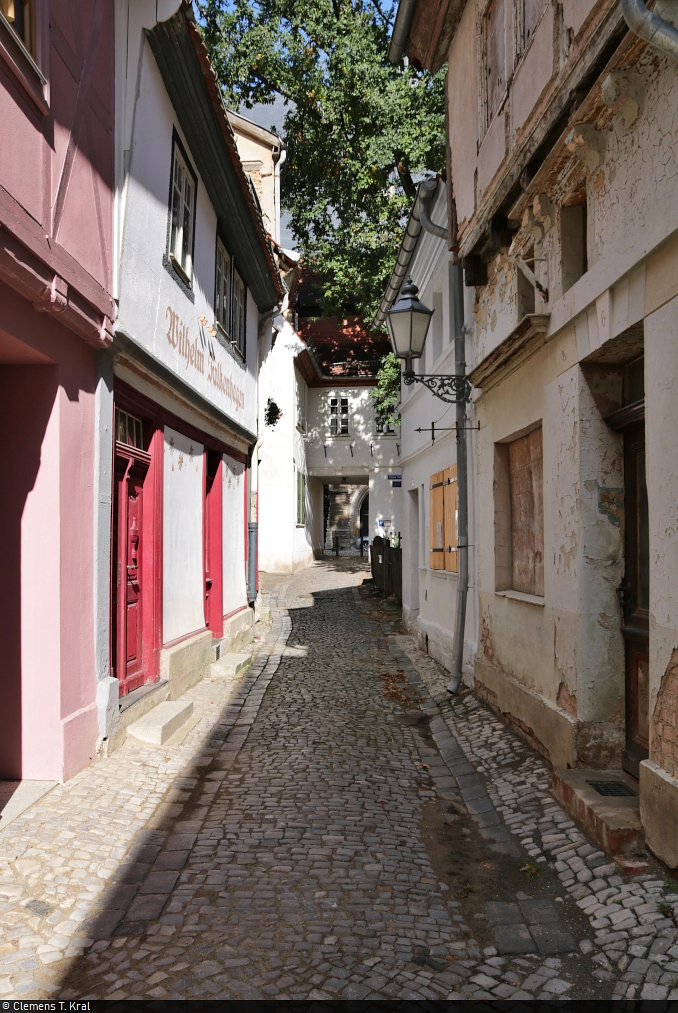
{"left": 113, "top": 409, "right": 151, "bottom": 696}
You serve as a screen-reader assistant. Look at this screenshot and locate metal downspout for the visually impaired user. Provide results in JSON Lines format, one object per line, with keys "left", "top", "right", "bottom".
{"left": 447, "top": 255, "right": 467, "bottom": 694}
{"left": 621, "top": 0, "right": 678, "bottom": 61}
{"left": 418, "top": 179, "right": 448, "bottom": 240}
{"left": 411, "top": 177, "right": 469, "bottom": 694}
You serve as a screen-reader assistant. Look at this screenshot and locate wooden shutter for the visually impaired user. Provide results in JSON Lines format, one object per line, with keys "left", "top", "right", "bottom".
{"left": 444, "top": 465, "right": 459, "bottom": 572}
{"left": 485, "top": 0, "right": 506, "bottom": 123}
{"left": 508, "top": 427, "right": 544, "bottom": 595}
{"left": 429, "top": 471, "right": 446, "bottom": 569}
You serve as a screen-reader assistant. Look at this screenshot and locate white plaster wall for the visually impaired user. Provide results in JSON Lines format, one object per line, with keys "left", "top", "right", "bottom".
{"left": 163, "top": 426, "right": 205, "bottom": 642}
{"left": 305, "top": 385, "right": 402, "bottom": 541}
{"left": 117, "top": 38, "right": 257, "bottom": 438}
{"left": 398, "top": 241, "right": 478, "bottom": 678}
{"left": 257, "top": 318, "right": 313, "bottom": 573}
{"left": 222, "top": 453, "right": 248, "bottom": 616}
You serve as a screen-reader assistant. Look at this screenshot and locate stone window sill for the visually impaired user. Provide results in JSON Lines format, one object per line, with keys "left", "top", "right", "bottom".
{"left": 495, "top": 589, "right": 545, "bottom": 606}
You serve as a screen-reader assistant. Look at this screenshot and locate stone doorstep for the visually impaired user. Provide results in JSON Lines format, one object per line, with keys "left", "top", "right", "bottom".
{"left": 552, "top": 768, "right": 644, "bottom": 857}
{"left": 211, "top": 653, "right": 252, "bottom": 679}
{"left": 127, "top": 701, "right": 194, "bottom": 746}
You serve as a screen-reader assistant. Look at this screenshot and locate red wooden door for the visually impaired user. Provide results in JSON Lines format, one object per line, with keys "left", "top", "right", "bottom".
{"left": 204, "top": 451, "right": 223, "bottom": 637}
{"left": 113, "top": 456, "right": 148, "bottom": 695}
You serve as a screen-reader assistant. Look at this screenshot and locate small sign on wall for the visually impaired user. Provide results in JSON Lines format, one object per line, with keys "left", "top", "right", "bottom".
{"left": 378, "top": 518, "right": 393, "bottom": 528}
{"left": 387, "top": 474, "right": 402, "bottom": 480}
{"left": 392, "top": 480, "right": 402, "bottom": 487}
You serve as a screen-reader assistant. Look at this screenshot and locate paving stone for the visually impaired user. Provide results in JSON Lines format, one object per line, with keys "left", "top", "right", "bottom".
{"left": 494, "top": 924, "right": 535, "bottom": 954}
{"left": 486, "top": 902, "right": 523, "bottom": 925}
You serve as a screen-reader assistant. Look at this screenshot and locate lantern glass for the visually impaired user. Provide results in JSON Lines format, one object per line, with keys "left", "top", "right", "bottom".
{"left": 386, "top": 278, "right": 433, "bottom": 363}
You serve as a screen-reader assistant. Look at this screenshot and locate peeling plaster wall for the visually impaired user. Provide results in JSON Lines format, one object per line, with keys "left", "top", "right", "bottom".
{"left": 646, "top": 293, "right": 678, "bottom": 762}
{"left": 474, "top": 320, "right": 625, "bottom": 765}
{"left": 589, "top": 52, "right": 678, "bottom": 276}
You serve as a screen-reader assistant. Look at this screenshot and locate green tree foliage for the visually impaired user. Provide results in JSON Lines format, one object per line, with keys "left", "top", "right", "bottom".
{"left": 371, "top": 352, "right": 402, "bottom": 427}
{"left": 199, "top": 0, "right": 445, "bottom": 321}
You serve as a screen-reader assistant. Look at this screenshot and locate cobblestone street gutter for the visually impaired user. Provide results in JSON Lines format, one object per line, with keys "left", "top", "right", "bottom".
{"left": 360, "top": 588, "right": 678, "bottom": 1001}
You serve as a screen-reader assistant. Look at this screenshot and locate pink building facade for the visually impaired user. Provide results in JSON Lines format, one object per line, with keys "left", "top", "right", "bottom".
{"left": 0, "top": 1, "right": 114, "bottom": 780}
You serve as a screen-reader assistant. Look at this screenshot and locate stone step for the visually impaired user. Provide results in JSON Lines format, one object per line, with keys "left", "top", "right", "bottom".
{"left": 211, "top": 653, "right": 251, "bottom": 679}
{"left": 552, "top": 768, "right": 642, "bottom": 856}
{"left": 127, "top": 700, "right": 194, "bottom": 746}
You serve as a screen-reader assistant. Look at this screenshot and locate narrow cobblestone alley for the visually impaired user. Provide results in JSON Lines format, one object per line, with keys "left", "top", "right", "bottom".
{"left": 1, "top": 562, "right": 678, "bottom": 1002}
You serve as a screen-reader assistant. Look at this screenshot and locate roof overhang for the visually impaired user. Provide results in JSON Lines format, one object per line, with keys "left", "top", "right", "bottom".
{"left": 388, "top": 0, "right": 468, "bottom": 72}
{"left": 146, "top": 4, "right": 283, "bottom": 312}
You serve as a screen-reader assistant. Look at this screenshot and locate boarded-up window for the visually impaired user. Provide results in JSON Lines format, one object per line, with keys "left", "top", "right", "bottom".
{"left": 508, "top": 428, "right": 544, "bottom": 595}
{"left": 429, "top": 466, "right": 458, "bottom": 571}
{"left": 524, "top": 0, "right": 549, "bottom": 45}
{"left": 485, "top": 0, "right": 506, "bottom": 124}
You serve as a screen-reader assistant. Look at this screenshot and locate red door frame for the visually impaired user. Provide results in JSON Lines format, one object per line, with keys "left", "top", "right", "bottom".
{"left": 112, "top": 380, "right": 248, "bottom": 686}
{"left": 113, "top": 445, "right": 151, "bottom": 694}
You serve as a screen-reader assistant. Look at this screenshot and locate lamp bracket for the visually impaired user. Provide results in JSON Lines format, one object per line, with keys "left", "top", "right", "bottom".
{"left": 403, "top": 372, "right": 472, "bottom": 404}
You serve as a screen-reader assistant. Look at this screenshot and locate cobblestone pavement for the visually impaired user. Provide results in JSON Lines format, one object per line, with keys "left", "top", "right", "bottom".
{"left": 0, "top": 561, "right": 677, "bottom": 1002}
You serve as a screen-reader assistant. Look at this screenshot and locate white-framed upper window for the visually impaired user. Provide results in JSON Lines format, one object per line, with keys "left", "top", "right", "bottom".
{"left": 232, "top": 268, "right": 246, "bottom": 357}
{"left": 296, "top": 372, "right": 307, "bottom": 432}
{"left": 215, "top": 237, "right": 231, "bottom": 334}
{"left": 329, "top": 395, "right": 350, "bottom": 436}
{"left": 169, "top": 140, "right": 196, "bottom": 283}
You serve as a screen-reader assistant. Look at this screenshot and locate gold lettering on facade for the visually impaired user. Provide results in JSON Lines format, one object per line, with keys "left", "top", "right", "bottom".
{"left": 165, "top": 305, "right": 245, "bottom": 412}
{"left": 165, "top": 305, "right": 204, "bottom": 374}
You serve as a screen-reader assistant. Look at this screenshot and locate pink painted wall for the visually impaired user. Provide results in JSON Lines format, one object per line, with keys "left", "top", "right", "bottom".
{"left": 0, "top": 0, "right": 113, "bottom": 780}
{"left": 0, "top": 285, "right": 99, "bottom": 781}
{"left": 0, "top": 0, "right": 114, "bottom": 294}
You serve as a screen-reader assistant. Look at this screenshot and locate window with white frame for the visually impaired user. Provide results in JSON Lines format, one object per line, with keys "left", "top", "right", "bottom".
{"left": 215, "top": 237, "right": 231, "bottom": 334}
{"left": 169, "top": 141, "right": 196, "bottom": 282}
{"left": 329, "top": 395, "right": 349, "bottom": 436}
{"left": 232, "top": 268, "right": 246, "bottom": 357}
{"left": 296, "top": 372, "right": 307, "bottom": 432}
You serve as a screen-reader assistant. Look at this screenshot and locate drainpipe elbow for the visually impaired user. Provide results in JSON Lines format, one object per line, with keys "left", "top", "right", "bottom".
{"left": 447, "top": 670, "right": 462, "bottom": 695}
{"left": 418, "top": 180, "right": 448, "bottom": 241}
{"left": 622, "top": 0, "right": 678, "bottom": 62}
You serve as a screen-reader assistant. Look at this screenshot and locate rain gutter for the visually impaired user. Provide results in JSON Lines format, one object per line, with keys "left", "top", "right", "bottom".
{"left": 387, "top": 0, "right": 420, "bottom": 64}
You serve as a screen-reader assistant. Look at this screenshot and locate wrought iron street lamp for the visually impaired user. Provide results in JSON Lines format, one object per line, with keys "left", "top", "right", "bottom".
{"left": 386, "top": 277, "right": 472, "bottom": 405}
